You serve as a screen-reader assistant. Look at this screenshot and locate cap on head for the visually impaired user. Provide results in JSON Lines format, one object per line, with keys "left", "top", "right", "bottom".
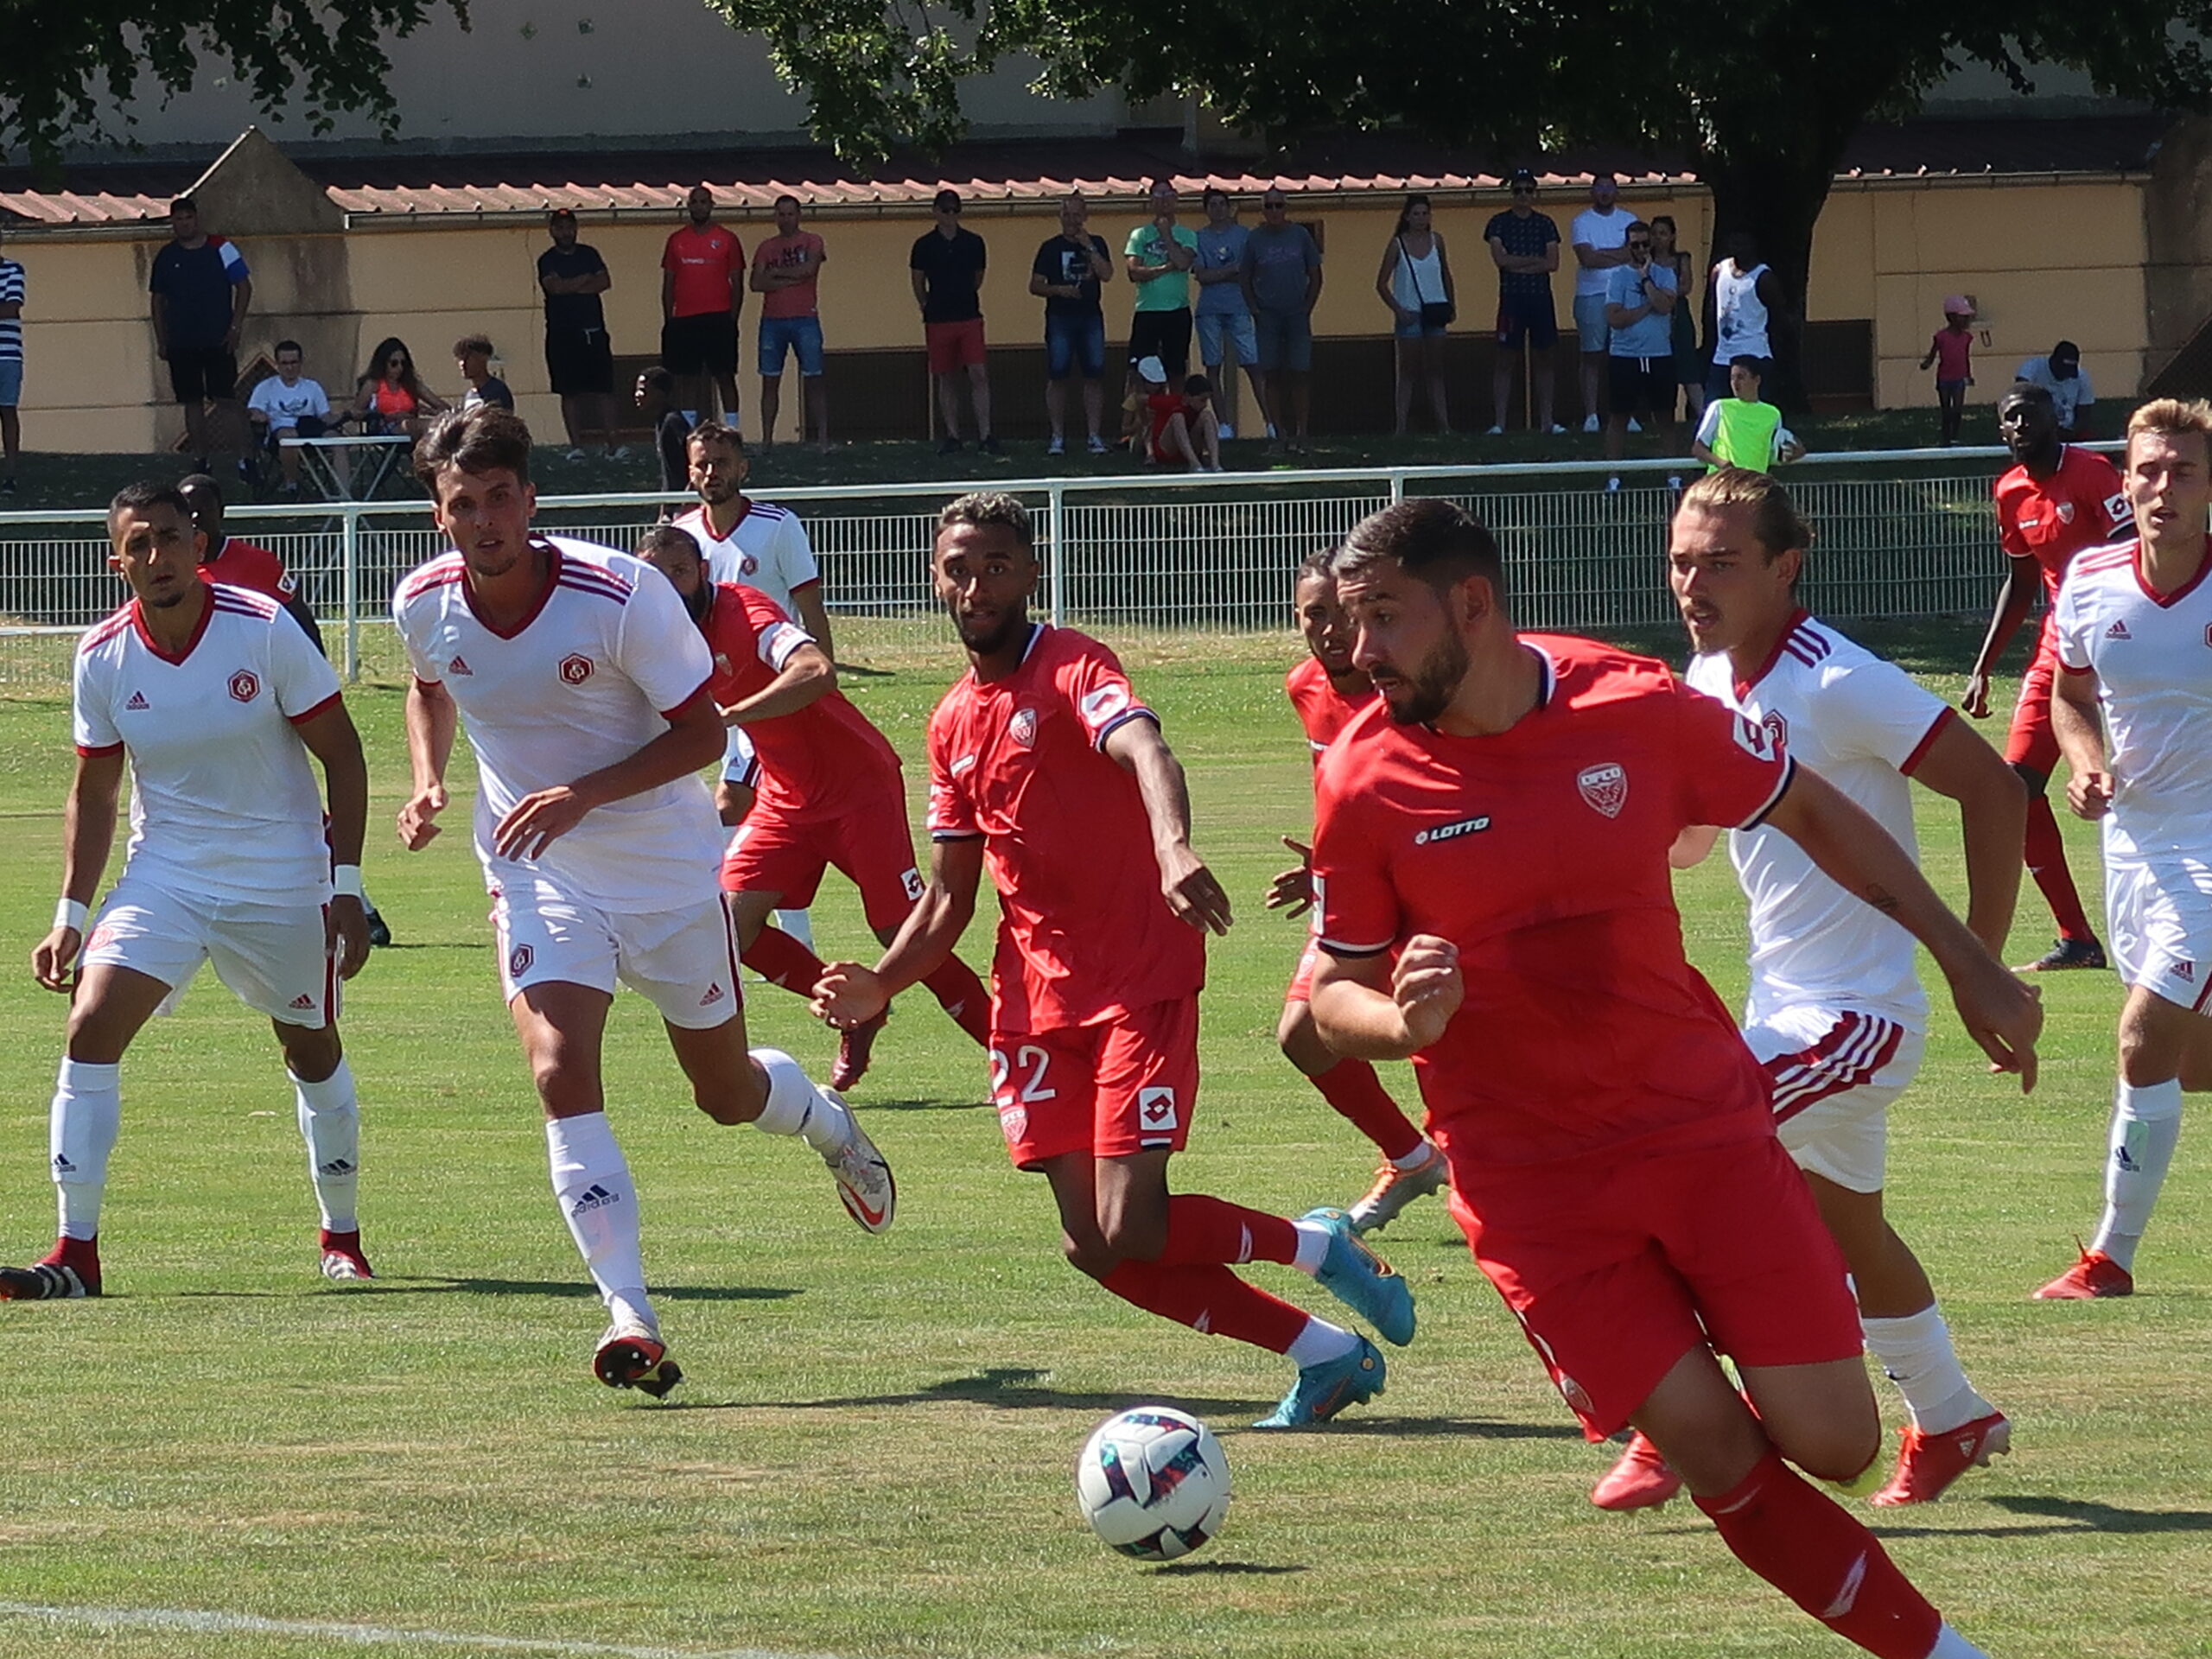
{"left": 1942, "top": 295, "right": 1974, "bottom": 318}
{"left": 1508, "top": 168, "right": 1538, "bottom": 190}
{"left": 1135, "top": 356, "right": 1167, "bottom": 385}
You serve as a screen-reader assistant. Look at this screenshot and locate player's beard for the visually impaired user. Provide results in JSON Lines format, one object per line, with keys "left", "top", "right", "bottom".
{"left": 680, "top": 582, "right": 710, "bottom": 622}
{"left": 953, "top": 605, "right": 1027, "bottom": 659}
{"left": 1376, "top": 632, "right": 1468, "bottom": 726}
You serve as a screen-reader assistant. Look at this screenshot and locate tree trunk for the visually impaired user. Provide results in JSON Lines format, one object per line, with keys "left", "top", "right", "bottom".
{"left": 1696, "top": 147, "right": 1842, "bottom": 416}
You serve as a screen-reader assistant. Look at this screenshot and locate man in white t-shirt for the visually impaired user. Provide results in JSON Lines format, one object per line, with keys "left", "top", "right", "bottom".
{"left": 2014, "top": 341, "right": 2095, "bottom": 438}
{"left": 1569, "top": 173, "right": 1633, "bottom": 433}
{"left": 245, "top": 339, "right": 336, "bottom": 495}
{"left": 392, "top": 405, "right": 893, "bottom": 1398}
{"left": 1, "top": 483, "right": 373, "bottom": 1303}
{"left": 1583, "top": 467, "right": 2027, "bottom": 1514}
{"left": 2035, "top": 397, "right": 2212, "bottom": 1301}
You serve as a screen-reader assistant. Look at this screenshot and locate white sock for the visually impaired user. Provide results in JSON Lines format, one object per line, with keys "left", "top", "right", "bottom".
{"left": 291, "top": 1060, "right": 361, "bottom": 1232}
{"left": 1862, "top": 1306, "right": 1990, "bottom": 1433}
{"left": 750, "top": 1047, "right": 851, "bottom": 1154}
{"left": 1289, "top": 1218, "right": 1332, "bottom": 1275}
{"left": 1389, "top": 1141, "right": 1434, "bottom": 1171}
{"left": 50, "top": 1058, "right": 121, "bottom": 1241}
{"left": 1926, "top": 1622, "right": 1989, "bottom": 1659}
{"left": 2090, "top": 1078, "right": 2183, "bottom": 1271}
{"left": 1285, "top": 1316, "right": 1360, "bottom": 1368}
{"left": 545, "top": 1112, "right": 650, "bottom": 1314}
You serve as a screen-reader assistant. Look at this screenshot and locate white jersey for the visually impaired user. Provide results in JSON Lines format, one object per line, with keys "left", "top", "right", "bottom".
{"left": 1686, "top": 613, "right": 1950, "bottom": 1028}
{"left": 391, "top": 536, "right": 725, "bottom": 912}
{"left": 670, "top": 500, "right": 819, "bottom": 618}
{"left": 1713, "top": 260, "right": 1773, "bottom": 359}
{"left": 73, "top": 582, "right": 342, "bottom": 906}
{"left": 2055, "top": 537, "right": 2212, "bottom": 859}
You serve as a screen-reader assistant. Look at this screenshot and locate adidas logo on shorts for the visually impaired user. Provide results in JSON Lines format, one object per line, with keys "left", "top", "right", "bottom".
{"left": 700, "top": 982, "right": 726, "bottom": 1006}
{"left": 289, "top": 993, "right": 315, "bottom": 1009}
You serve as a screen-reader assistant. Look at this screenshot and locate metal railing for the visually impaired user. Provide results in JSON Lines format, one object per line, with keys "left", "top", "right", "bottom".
{"left": 0, "top": 443, "right": 2085, "bottom": 690}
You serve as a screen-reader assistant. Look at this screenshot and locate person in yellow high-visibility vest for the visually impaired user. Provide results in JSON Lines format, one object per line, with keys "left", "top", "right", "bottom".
{"left": 1692, "top": 355, "right": 1804, "bottom": 474}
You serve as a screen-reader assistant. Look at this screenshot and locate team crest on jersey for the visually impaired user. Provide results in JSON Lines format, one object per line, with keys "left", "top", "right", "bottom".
{"left": 559, "top": 653, "right": 594, "bottom": 685}
{"left": 1730, "top": 711, "right": 1777, "bottom": 761}
{"left": 713, "top": 652, "right": 732, "bottom": 676}
{"left": 508, "top": 944, "right": 534, "bottom": 977}
{"left": 228, "top": 670, "right": 260, "bottom": 703}
{"left": 1137, "top": 1087, "right": 1179, "bottom": 1131}
{"left": 741, "top": 554, "right": 760, "bottom": 577}
{"left": 2056, "top": 501, "right": 2075, "bottom": 524}
{"left": 1008, "top": 707, "right": 1038, "bottom": 748}
{"left": 1577, "top": 762, "right": 1629, "bottom": 818}
{"left": 1762, "top": 709, "right": 1789, "bottom": 753}
{"left": 86, "top": 924, "right": 116, "bottom": 951}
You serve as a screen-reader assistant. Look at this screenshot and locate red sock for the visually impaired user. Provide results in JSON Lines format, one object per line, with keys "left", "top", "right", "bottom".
{"left": 1309, "top": 1058, "right": 1426, "bottom": 1161}
{"left": 41, "top": 1235, "right": 100, "bottom": 1293}
{"left": 1099, "top": 1260, "right": 1307, "bottom": 1353}
{"left": 1160, "top": 1194, "right": 1299, "bottom": 1267}
{"left": 1694, "top": 1450, "right": 1943, "bottom": 1659}
{"left": 741, "top": 926, "right": 826, "bottom": 992}
{"left": 2024, "top": 795, "right": 2095, "bottom": 943}
{"left": 921, "top": 957, "right": 992, "bottom": 1046}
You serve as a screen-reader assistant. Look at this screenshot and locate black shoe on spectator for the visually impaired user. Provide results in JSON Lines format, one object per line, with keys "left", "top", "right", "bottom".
{"left": 937, "top": 436, "right": 963, "bottom": 456}
{"left": 980, "top": 435, "right": 1004, "bottom": 456}
{"left": 0, "top": 477, "right": 15, "bottom": 496}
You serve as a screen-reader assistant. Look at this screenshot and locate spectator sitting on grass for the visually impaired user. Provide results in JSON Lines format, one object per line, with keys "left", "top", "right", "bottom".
{"left": 1690, "top": 355, "right": 1802, "bottom": 474}
{"left": 637, "top": 365, "right": 692, "bottom": 496}
{"left": 454, "top": 334, "right": 514, "bottom": 412}
{"left": 1143, "top": 361, "right": 1222, "bottom": 472}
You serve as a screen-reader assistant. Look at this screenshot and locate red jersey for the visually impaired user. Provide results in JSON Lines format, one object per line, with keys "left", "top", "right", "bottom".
{"left": 1310, "top": 635, "right": 1795, "bottom": 1174}
{"left": 662, "top": 223, "right": 743, "bottom": 318}
{"left": 697, "top": 582, "right": 899, "bottom": 821}
{"left": 200, "top": 536, "right": 295, "bottom": 601}
{"left": 1995, "top": 445, "right": 2132, "bottom": 604}
{"left": 1286, "top": 655, "right": 1375, "bottom": 759}
{"left": 926, "top": 624, "right": 1205, "bottom": 1032}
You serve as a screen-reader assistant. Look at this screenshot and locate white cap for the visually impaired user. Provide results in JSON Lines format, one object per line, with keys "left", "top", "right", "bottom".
{"left": 1135, "top": 355, "right": 1167, "bottom": 384}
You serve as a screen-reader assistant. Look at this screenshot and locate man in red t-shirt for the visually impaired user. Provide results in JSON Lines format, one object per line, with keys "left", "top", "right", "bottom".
{"left": 635, "top": 525, "right": 988, "bottom": 1089}
{"left": 1264, "top": 550, "right": 1444, "bottom": 1233}
{"left": 749, "top": 194, "right": 830, "bottom": 452}
{"left": 1964, "top": 383, "right": 2133, "bottom": 972}
{"left": 1309, "top": 498, "right": 2037, "bottom": 1659}
{"left": 661, "top": 186, "right": 744, "bottom": 432}
{"left": 813, "top": 492, "right": 1417, "bottom": 1429}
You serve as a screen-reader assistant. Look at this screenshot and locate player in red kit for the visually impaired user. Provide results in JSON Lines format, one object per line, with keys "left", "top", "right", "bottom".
{"left": 1308, "top": 498, "right": 2039, "bottom": 1659}
{"left": 1963, "top": 382, "right": 2132, "bottom": 971}
{"left": 1266, "top": 550, "right": 1446, "bottom": 1232}
{"left": 813, "top": 492, "right": 1416, "bottom": 1428}
{"left": 633, "top": 524, "right": 990, "bottom": 1086}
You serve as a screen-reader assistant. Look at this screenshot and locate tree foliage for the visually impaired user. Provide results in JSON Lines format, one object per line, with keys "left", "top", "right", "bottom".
{"left": 0, "top": 1, "right": 470, "bottom": 172}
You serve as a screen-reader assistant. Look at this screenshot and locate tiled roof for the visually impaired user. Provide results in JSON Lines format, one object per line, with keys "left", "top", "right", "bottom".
{"left": 0, "top": 117, "right": 2172, "bottom": 229}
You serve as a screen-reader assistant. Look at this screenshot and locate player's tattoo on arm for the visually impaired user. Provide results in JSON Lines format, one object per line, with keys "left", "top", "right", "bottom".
{"left": 1861, "top": 883, "right": 1901, "bottom": 916}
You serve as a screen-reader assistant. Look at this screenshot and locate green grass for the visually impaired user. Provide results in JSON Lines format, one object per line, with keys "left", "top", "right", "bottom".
{"left": 0, "top": 616, "right": 2205, "bottom": 1659}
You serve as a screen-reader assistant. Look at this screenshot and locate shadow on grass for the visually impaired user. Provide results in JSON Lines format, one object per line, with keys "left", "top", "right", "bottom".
{"left": 1148, "top": 1560, "right": 1305, "bottom": 1577}
{"left": 176, "top": 1278, "right": 801, "bottom": 1303}
{"left": 658, "top": 1365, "right": 1273, "bottom": 1419}
{"left": 1286, "top": 1414, "right": 1584, "bottom": 1441}
{"left": 1986, "top": 1495, "right": 2212, "bottom": 1534}
{"left": 835, "top": 1095, "right": 988, "bottom": 1113}
{"left": 361, "top": 941, "right": 485, "bottom": 952}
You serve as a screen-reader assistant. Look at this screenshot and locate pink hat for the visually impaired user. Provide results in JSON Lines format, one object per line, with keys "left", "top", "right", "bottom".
{"left": 1942, "top": 295, "right": 1973, "bottom": 316}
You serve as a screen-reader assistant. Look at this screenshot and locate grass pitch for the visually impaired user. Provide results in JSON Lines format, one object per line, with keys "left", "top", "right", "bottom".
{"left": 0, "top": 618, "right": 2204, "bottom": 1659}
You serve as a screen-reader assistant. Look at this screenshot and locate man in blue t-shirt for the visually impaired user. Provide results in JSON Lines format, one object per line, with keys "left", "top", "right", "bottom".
{"left": 1484, "top": 169, "right": 1562, "bottom": 435}
{"left": 148, "top": 195, "right": 252, "bottom": 472}
{"left": 1602, "top": 219, "right": 1678, "bottom": 476}
{"left": 0, "top": 223, "right": 22, "bottom": 494}
{"left": 1193, "top": 188, "right": 1264, "bottom": 441}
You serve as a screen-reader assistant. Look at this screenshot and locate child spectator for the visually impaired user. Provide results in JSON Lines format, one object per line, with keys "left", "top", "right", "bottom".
{"left": 245, "top": 339, "right": 334, "bottom": 495}
{"left": 1143, "top": 361, "right": 1222, "bottom": 472}
{"left": 454, "top": 334, "right": 514, "bottom": 412}
{"left": 1920, "top": 296, "right": 1975, "bottom": 445}
{"left": 1690, "top": 356, "right": 1802, "bottom": 474}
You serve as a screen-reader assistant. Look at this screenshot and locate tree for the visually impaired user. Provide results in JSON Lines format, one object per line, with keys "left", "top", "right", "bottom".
{"left": 0, "top": 1, "right": 470, "bottom": 174}
{"left": 704, "top": 0, "right": 2212, "bottom": 404}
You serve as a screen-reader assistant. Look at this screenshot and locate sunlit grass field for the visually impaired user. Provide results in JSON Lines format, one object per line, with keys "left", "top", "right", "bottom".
{"left": 0, "top": 617, "right": 2202, "bottom": 1659}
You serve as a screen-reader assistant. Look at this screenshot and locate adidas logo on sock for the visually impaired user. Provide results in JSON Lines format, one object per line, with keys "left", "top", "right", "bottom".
{"left": 570, "top": 1183, "right": 620, "bottom": 1216}
{"left": 319, "top": 1158, "right": 356, "bottom": 1177}
{"left": 52, "top": 1154, "right": 76, "bottom": 1173}
{"left": 125, "top": 690, "right": 149, "bottom": 710}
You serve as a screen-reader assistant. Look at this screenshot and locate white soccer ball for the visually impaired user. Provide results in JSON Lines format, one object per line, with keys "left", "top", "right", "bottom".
{"left": 1073, "top": 1406, "right": 1231, "bottom": 1560}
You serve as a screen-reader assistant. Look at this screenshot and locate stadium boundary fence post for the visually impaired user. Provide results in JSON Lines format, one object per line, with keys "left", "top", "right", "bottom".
{"left": 1046, "top": 481, "right": 1066, "bottom": 626}
{"left": 341, "top": 503, "right": 361, "bottom": 682}
{"left": 1389, "top": 469, "right": 1406, "bottom": 504}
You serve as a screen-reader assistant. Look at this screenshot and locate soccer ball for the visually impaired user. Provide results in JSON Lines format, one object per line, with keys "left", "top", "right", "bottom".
{"left": 1073, "top": 1407, "right": 1230, "bottom": 1560}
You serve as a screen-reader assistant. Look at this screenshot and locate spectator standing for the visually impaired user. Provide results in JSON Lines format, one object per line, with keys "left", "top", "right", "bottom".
{"left": 1027, "top": 193, "right": 1114, "bottom": 456}
{"left": 1125, "top": 177, "right": 1201, "bottom": 390}
{"left": 1193, "top": 188, "right": 1264, "bottom": 441}
{"left": 1484, "top": 168, "right": 1562, "bottom": 435}
{"left": 1705, "top": 232, "right": 1781, "bottom": 401}
{"left": 1920, "top": 297, "right": 1975, "bottom": 446}
{"left": 1569, "top": 173, "right": 1632, "bottom": 431}
{"left": 246, "top": 340, "right": 335, "bottom": 494}
{"left": 909, "top": 188, "right": 996, "bottom": 454}
{"left": 1376, "top": 193, "right": 1454, "bottom": 435}
{"left": 537, "top": 209, "right": 619, "bottom": 461}
{"left": 1601, "top": 219, "right": 1677, "bottom": 480}
{"left": 0, "top": 224, "right": 22, "bottom": 493}
{"left": 1649, "top": 215, "right": 1703, "bottom": 423}
{"left": 636, "top": 366, "right": 692, "bottom": 496}
{"left": 2016, "top": 340, "right": 2094, "bottom": 437}
{"left": 349, "top": 338, "right": 448, "bottom": 439}
{"left": 751, "top": 194, "right": 830, "bottom": 452}
{"left": 453, "top": 334, "right": 514, "bottom": 413}
{"left": 1691, "top": 356, "right": 1802, "bottom": 474}
{"left": 149, "top": 194, "right": 252, "bottom": 473}
{"left": 1241, "top": 188, "right": 1323, "bottom": 454}
{"left": 662, "top": 186, "right": 745, "bottom": 433}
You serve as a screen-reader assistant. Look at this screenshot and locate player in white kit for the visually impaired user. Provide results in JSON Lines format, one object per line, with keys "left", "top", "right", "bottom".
{"left": 2035, "top": 398, "right": 2212, "bottom": 1300}
{"left": 1592, "top": 467, "right": 2027, "bottom": 1510}
{"left": 391, "top": 407, "right": 893, "bottom": 1396}
{"left": 1, "top": 483, "right": 374, "bottom": 1300}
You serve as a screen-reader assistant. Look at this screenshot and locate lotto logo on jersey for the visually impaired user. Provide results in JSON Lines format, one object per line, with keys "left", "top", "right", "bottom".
{"left": 1577, "top": 762, "right": 1629, "bottom": 818}
{"left": 228, "top": 670, "right": 260, "bottom": 703}
{"left": 1079, "top": 683, "right": 1131, "bottom": 727}
{"left": 1414, "top": 814, "right": 1491, "bottom": 846}
{"left": 901, "top": 867, "right": 925, "bottom": 901}
{"left": 559, "top": 653, "right": 594, "bottom": 685}
{"left": 2105, "top": 490, "right": 2131, "bottom": 528}
{"left": 1137, "top": 1086, "right": 1179, "bottom": 1131}
{"left": 1008, "top": 707, "right": 1038, "bottom": 748}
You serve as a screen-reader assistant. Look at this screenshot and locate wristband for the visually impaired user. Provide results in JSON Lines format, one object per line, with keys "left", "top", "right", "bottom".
{"left": 331, "top": 865, "right": 365, "bottom": 899}
{"left": 54, "top": 897, "right": 88, "bottom": 932}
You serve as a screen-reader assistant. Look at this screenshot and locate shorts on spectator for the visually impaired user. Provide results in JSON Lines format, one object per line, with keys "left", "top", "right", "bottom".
{"left": 83, "top": 871, "right": 335, "bottom": 1028}
{"left": 1607, "top": 354, "right": 1675, "bottom": 419}
{"left": 759, "top": 315, "right": 825, "bottom": 378}
{"left": 1394, "top": 315, "right": 1447, "bottom": 340}
{"left": 1936, "top": 377, "right": 1970, "bottom": 393}
{"left": 2105, "top": 848, "right": 2212, "bottom": 1012}
{"left": 0, "top": 359, "right": 21, "bottom": 406}
{"left": 663, "top": 312, "right": 740, "bottom": 379}
{"left": 991, "top": 996, "right": 1201, "bottom": 1170}
{"left": 925, "top": 318, "right": 988, "bottom": 375}
{"left": 544, "top": 327, "right": 615, "bottom": 397}
{"left": 1705, "top": 353, "right": 1772, "bottom": 401}
{"left": 1195, "top": 310, "right": 1257, "bottom": 369}
{"left": 1128, "top": 308, "right": 1193, "bottom": 379}
{"left": 261, "top": 414, "right": 330, "bottom": 451}
{"left": 1742, "top": 1005, "right": 1925, "bottom": 1194}
{"left": 168, "top": 347, "right": 238, "bottom": 404}
{"left": 1254, "top": 308, "right": 1313, "bottom": 373}
{"left": 1045, "top": 313, "right": 1107, "bottom": 380}
{"left": 1496, "top": 294, "right": 1559, "bottom": 352}
{"left": 493, "top": 882, "right": 743, "bottom": 1031}
{"left": 1571, "top": 294, "right": 1611, "bottom": 353}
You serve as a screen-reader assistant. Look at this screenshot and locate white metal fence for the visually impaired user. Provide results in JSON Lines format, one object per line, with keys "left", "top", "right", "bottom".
{"left": 0, "top": 445, "right": 2075, "bottom": 690}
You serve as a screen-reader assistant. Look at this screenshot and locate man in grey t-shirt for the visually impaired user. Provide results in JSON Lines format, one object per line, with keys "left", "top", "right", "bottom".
{"left": 1239, "top": 188, "right": 1324, "bottom": 452}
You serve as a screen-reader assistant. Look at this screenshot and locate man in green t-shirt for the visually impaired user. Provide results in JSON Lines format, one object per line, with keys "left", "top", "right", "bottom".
{"left": 1124, "top": 178, "right": 1200, "bottom": 381}
{"left": 1691, "top": 355, "right": 1804, "bottom": 474}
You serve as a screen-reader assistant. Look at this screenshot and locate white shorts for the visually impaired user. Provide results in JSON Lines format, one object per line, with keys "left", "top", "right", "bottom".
{"left": 1741, "top": 1004, "right": 1925, "bottom": 1194}
{"left": 2106, "top": 849, "right": 2212, "bottom": 1012}
{"left": 721, "top": 725, "right": 761, "bottom": 789}
{"left": 84, "top": 873, "right": 334, "bottom": 1029}
{"left": 493, "top": 880, "right": 744, "bottom": 1030}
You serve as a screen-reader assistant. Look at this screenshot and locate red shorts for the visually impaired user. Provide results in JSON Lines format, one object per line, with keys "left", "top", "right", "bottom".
{"left": 720, "top": 781, "right": 923, "bottom": 933}
{"left": 1443, "top": 1129, "right": 1861, "bottom": 1441}
{"left": 2003, "top": 624, "right": 2061, "bottom": 775}
{"left": 925, "top": 318, "right": 987, "bottom": 375}
{"left": 1283, "top": 941, "right": 1319, "bottom": 1006}
{"left": 991, "top": 997, "right": 1200, "bottom": 1170}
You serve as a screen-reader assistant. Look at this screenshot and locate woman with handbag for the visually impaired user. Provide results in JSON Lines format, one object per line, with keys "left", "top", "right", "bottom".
{"left": 1376, "top": 194, "right": 1456, "bottom": 435}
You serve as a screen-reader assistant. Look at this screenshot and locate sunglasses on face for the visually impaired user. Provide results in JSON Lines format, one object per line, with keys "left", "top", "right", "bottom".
{"left": 1628, "top": 241, "right": 1651, "bottom": 251}
{"left": 1511, "top": 186, "right": 1535, "bottom": 196}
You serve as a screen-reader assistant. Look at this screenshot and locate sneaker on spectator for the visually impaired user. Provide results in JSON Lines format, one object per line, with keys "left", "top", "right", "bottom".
{"left": 1581, "top": 414, "right": 1600, "bottom": 434}
{"left": 1484, "top": 425, "right": 1505, "bottom": 435}
{"left": 1086, "top": 435, "right": 1109, "bottom": 455}
{"left": 1046, "top": 435, "right": 1066, "bottom": 457}
{"left": 1626, "top": 417, "right": 1643, "bottom": 434}
{"left": 1217, "top": 423, "right": 1236, "bottom": 442}
{"left": 1548, "top": 423, "right": 1568, "bottom": 435}
{"left": 565, "top": 448, "right": 587, "bottom": 463}
{"left": 1265, "top": 423, "right": 1280, "bottom": 439}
